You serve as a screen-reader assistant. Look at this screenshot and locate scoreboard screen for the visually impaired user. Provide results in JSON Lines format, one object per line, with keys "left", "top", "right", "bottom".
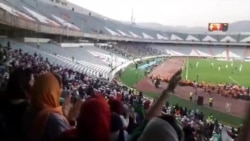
{"left": 208, "top": 23, "right": 228, "bottom": 32}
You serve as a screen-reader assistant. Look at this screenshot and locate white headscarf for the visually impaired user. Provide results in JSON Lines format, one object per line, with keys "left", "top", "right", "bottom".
{"left": 221, "top": 127, "right": 234, "bottom": 141}
{"left": 137, "top": 117, "right": 179, "bottom": 141}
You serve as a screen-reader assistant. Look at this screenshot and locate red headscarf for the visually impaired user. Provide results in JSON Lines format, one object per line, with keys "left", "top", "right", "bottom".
{"left": 109, "top": 99, "right": 124, "bottom": 115}
{"left": 76, "top": 96, "right": 111, "bottom": 141}
{"left": 116, "top": 92, "right": 123, "bottom": 102}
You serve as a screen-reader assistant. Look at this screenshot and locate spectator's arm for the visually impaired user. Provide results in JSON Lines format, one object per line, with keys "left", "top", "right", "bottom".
{"left": 145, "top": 70, "right": 181, "bottom": 120}
{"left": 129, "top": 120, "right": 149, "bottom": 141}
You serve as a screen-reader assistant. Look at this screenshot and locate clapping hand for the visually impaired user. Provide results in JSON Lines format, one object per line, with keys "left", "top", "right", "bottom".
{"left": 62, "top": 94, "right": 83, "bottom": 121}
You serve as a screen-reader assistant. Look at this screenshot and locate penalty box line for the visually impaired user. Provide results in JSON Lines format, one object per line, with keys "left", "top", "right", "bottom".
{"left": 228, "top": 76, "right": 240, "bottom": 85}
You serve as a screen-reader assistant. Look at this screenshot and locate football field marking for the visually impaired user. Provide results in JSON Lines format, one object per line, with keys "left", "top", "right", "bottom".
{"left": 228, "top": 76, "right": 240, "bottom": 85}
{"left": 185, "top": 58, "right": 189, "bottom": 80}
{"left": 130, "top": 68, "right": 135, "bottom": 71}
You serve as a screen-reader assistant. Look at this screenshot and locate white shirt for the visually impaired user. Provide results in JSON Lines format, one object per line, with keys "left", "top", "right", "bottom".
{"left": 120, "top": 115, "right": 129, "bottom": 128}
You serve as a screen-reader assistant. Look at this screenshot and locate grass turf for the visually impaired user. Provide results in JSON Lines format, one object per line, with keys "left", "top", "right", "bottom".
{"left": 120, "top": 62, "right": 243, "bottom": 127}
{"left": 183, "top": 58, "right": 250, "bottom": 87}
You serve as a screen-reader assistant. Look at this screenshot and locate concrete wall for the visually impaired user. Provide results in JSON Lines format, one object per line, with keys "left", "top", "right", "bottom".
{"left": 109, "top": 55, "right": 168, "bottom": 80}
{"left": 24, "top": 37, "right": 51, "bottom": 43}
{"left": 60, "top": 43, "right": 94, "bottom": 47}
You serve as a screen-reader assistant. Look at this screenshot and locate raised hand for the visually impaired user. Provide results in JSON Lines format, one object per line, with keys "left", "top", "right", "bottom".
{"left": 62, "top": 93, "right": 72, "bottom": 117}
{"left": 62, "top": 94, "right": 83, "bottom": 121}
{"left": 145, "top": 69, "right": 182, "bottom": 120}
{"left": 67, "top": 99, "right": 84, "bottom": 121}
{"left": 166, "top": 69, "right": 182, "bottom": 93}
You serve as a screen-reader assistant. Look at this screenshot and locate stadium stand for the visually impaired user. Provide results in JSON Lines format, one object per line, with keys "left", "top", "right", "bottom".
{"left": 0, "top": 42, "right": 243, "bottom": 141}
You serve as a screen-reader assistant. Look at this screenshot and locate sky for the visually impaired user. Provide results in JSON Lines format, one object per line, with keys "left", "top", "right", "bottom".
{"left": 69, "top": 0, "right": 250, "bottom": 27}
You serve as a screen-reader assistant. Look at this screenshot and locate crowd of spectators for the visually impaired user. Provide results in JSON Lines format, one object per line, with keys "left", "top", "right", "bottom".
{"left": 97, "top": 43, "right": 162, "bottom": 59}
{"left": 0, "top": 43, "right": 249, "bottom": 141}
{"left": 179, "top": 79, "right": 250, "bottom": 101}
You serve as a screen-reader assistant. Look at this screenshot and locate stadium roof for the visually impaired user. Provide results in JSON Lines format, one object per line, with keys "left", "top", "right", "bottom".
{"left": 0, "top": 0, "right": 250, "bottom": 43}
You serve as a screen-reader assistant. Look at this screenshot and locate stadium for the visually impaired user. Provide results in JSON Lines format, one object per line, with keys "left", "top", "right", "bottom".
{"left": 0, "top": 0, "right": 249, "bottom": 141}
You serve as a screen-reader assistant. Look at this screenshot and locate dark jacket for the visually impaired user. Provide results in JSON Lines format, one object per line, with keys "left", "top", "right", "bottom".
{"left": 3, "top": 100, "right": 29, "bottom": 141}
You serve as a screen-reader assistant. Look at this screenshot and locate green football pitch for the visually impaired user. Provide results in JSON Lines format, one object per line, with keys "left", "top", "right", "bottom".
{"left": 183, "top": 58, "right": 250, "bottom": 87}
{"left": 119, "top": 58, "right": 245, "bottom": 127}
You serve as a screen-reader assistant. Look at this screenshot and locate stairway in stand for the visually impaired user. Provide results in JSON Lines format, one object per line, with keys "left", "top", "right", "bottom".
{"left": 243, "top": 47, "right": 250, "bottom": 58}
{"left": 226, "top": 46, "right": 230, "bottom": 60}
{"left": 208, "top": 46, "right": 214, "bottom": 56}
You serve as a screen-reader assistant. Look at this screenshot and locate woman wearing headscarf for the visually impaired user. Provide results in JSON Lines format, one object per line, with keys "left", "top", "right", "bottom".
{"left": 59, "top": 96, "right": 111, "bottom": 141}
{"left": 2, "top": 67, "right": 34, "bottom": 141}
{"left": 23, "top": 72, "right": 70, "bottom": 141}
